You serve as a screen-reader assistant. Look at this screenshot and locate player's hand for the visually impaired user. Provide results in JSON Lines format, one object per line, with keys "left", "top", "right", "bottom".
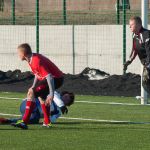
{"left": 60, "top": 106, "right": 68, "bottom": 114}
{"left": 27, "top": 87, "right": 34, "bottom": 98}
{"left": 45, "top": 95, "right": 53, "bottom": 106}
{"left": 28, "top": 87, "right": 33, "bottom": 93}
{"left": 143, "top": 66, "right": 150, "bottom": 82}
{"left": 123, "top": 60, "right": 132, "bottom": 71}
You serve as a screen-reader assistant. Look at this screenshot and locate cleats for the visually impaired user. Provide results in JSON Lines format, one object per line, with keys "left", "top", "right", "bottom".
{"left": 42, "top": 123, "right": 52, "bottom": 128}
{"left": 11, "top": 120, "right": 28, "bottom": 130}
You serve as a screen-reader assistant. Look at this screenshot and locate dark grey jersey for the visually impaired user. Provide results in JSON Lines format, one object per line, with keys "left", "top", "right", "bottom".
{"left": 132, "top": 27, "right": 150, "bottom": 65}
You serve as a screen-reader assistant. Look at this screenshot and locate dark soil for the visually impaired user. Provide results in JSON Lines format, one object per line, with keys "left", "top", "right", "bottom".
{"left": 0, "top": 69, "right": 141, "bottom": 97}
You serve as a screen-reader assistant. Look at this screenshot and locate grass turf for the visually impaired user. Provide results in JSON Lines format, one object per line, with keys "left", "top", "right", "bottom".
{"left": 0, "top": 92, "right": 150, "bottom": 150}
{"left": 0, "top": 10, "right": 149, "bottom": 25}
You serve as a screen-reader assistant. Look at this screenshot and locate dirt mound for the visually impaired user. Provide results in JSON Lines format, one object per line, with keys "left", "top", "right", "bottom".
{"left": 0, "top": 70, "right": 33, "bottom": 84}
{"left": 59, "top": 72, "right": 140, "bottom": 96}
{"left": 0, "top": 68, "right": 141, "bottom": 97}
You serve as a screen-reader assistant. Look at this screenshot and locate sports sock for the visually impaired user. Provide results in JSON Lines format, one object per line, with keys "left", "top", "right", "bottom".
{"left": 22, "top": 100, "right": 35, "bottom": 124}
{"left": 46, "top": 105, "right": 51, "bottom": 123}
{"left": 41, "top": 103, "right": 50, "bottom": 124}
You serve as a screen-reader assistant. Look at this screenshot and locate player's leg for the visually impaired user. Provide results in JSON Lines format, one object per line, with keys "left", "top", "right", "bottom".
{"left": 20, "top": 99, "right": 41, "bottom": 124}
{"left": 39, "top": 97, "right": 52, "bottom": 128}
{"left": 11, "top": 89, "right": 36, "bottom": 129}
{"left": 0, "top": 117, "right": 12, "bottom": 124}
{"left": 42, "top": 77, "right": 64, "bottom": 124}
{"left": 50, "top": 101, "right": 62, "bottom": 123}
{"left": 33, "top": 79, "right": 52, "bottom": 127}
{"left": 25, "top": 77, "right": 64, "bottom": 127}
{"left": 22, "top": 89, "right": 36, "bottom": 124}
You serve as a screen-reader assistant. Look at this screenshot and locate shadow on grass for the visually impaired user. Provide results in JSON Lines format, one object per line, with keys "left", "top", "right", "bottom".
{"left": 55, "top": 121, "right": 150, "bottom": 125}
{"left": 0, "top": 128, "right": 19, "bottom": 130}
{"left": 2, "top": 120, "right": 150, "bottom": 131}
{"left": 54, "top": 121, "right": 82, "bottom": 125}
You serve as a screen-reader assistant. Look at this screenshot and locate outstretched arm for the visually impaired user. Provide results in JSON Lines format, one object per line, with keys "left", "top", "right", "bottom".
{"left": 124, "top": 40, "right": 137, "bottom": 71}
{"left": 129, "top": 47, "right": 138, "bottom": 62}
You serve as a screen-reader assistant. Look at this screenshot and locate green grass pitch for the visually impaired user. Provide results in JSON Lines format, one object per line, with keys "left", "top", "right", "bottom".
{"left": 1, "top": 92, "right": 150, "bottom": 150}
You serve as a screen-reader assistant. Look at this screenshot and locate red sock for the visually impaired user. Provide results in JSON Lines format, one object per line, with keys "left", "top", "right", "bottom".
{"left": 41, "top": 103, "right": 50, "bottom": 124}
{"left": 22, "top": 100, "right": 35, "bottom": 124}
{"left": 46, "top": 105, "right": 51, "bottom": 122}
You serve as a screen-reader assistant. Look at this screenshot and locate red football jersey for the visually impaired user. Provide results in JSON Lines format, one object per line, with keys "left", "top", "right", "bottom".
{"left": 28, "top": 53, "right": 63, "bottom": 80}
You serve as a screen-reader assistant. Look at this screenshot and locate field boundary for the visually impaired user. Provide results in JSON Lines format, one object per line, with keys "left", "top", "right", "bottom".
{"left": 1, "top": 112, "right": 150, "bottom": 124}
{"left": 0, "top": 112, "right": 139, "bottom": 123}
{"left": 0, "top": 96, "right": 149, "bottom": 106}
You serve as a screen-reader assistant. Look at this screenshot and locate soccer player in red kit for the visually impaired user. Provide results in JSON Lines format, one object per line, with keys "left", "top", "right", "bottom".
{"left": 12, "top": 43, "right": 64, "bottom": 129}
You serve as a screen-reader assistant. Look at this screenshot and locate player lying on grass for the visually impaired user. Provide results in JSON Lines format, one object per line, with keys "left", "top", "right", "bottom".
{"left": 12, "top": 43, "right": 64, "bottom": 129}
{"left": 0, "top": 91, "right": 74, "bottom": 125}
{"left": 124, "top": 16, "right": 150, "bottom": 92}
{"left": 20, "top": 91, "right": 74, "bottom": 123}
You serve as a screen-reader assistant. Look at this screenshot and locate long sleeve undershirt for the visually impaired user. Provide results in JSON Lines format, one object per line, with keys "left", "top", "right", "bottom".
{"left": 46, "top": 74, "right": 55, "bottom": 97}
{"left": 32, "top": 74, "right": 55, "bottom": 97}
{"left": 32, "top": 76, "right": 38, "bottom": 88}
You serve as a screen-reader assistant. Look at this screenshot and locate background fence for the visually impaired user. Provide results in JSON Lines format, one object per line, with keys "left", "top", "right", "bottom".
{"left": 0, "top": 0, "right": 150, "bottom": 75}
{"left": 0, "top": 0, "right": 145, "bottom": 25}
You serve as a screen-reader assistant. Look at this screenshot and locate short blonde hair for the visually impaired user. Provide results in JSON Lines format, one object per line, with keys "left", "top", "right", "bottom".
{"left": 18, "top": 43, "right": 32, "bottom": 55}
{"left": 130, "top": 16, "right": 142, "bottom": 26}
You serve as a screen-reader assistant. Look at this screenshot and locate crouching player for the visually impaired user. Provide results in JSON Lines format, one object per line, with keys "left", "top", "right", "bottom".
{"left": 20, "top": 91, "right": 75, "bottom": 124}
{"left": 0, "top": 91, "right": 74, "bottom": 125}
{"left": 12, "top": 43, "right": 64, "bottom": 129}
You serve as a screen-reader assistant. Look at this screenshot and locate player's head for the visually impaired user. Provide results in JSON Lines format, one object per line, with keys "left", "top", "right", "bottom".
{"left": 129, "top": 16, "right": 142, "bottom": 33}
{"left": 61, "top": 91, "right": 75, "bottom": 106}
{"left": 17, "top": 43, "right": 32, "bottom": 61}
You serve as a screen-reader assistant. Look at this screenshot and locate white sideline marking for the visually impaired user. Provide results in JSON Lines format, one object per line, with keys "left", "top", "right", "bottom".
{"left": 1, "top": 112, "right": 150, "bottom": 124}
{"left": 59, "top": 117, "right": 129, "bottom": 123}
{"left": 0, "top": 113, "right": 21, "bottom": 117}
{"left": 0, "top": 112, "right": 130, "bottom": 123}
{"left": 0, "top": 97, "right": 20, "bottom": 100}
{"left": 75, "top": 101, "right": 147, "bottom": 106}
{"left": 0, "top": 96, "right": 150, "bottom": 106}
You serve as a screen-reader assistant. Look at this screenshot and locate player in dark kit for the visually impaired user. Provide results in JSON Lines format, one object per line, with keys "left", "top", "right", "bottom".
{"left": 124, "top": 16, "right": 150, "bottom": 92}
{"left": 12, "top": 43, "right": 64, "bottom": 129}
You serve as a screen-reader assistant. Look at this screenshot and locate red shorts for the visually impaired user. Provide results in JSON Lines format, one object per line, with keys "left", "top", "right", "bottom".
{"left": 32, "top": 77, "right": 64, "bottom": 99}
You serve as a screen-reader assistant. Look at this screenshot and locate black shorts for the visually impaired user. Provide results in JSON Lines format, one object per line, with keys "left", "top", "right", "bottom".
{"left": 33, "top": 77, "right": 64, "bottom": 99}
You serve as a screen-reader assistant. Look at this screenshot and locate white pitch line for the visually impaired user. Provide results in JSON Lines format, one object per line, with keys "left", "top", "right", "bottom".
{"left": 0, "top": 97, "right": 20, "bottom": 100}
{"left": 1, "top": 112, "right": 150, "bottom": 124}
{"left": 75, "top": 100, "right": 147, "bottom": 106}
{"left": 0, "top": 112, "right": 130, "bottom": 123}
{"left": 0, "top": 96, "right": 149, "bottom": 106}
{"left": 59, "top": 117, "right": 129, "bottom": 123}
{"left": 0, "top": 113, "right": 21, "bottom": 117}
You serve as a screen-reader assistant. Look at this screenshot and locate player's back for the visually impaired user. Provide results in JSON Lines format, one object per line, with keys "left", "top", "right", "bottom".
{"left": 30, "top": 53, "right": 63, "bottom": 79}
